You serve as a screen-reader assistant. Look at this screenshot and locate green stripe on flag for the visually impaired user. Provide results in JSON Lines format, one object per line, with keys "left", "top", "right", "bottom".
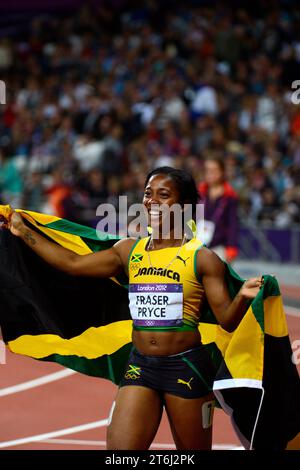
{"left": 251, "top": 275, "right": 281, "bottom": 333}
{"left": 40, "top": 343, "right": 132, "bottom": 385}
{"left": 45, "top": 218, "right": 121, "bottom": 244}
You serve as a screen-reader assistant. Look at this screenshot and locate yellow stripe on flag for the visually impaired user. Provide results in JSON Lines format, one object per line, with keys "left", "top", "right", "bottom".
{"left": 264, "top": 295, "right": 288, "bottom": 337}
{"left": 20, "top": 211, "right": 92, "bottom": 255}
{"left": 0, "top": 204, "right": 13, "bottom": 220}
{"left": 18, "top": 210, "right": 61, "bottom": 225}
{"left": 8, "top": 320, "right": 133, "bottom": 359}
{"left": 224, "top": 305, "right": 264, "bottom": 381}
{"left": 199, "top": 322, "right": 232, "bottom": 356}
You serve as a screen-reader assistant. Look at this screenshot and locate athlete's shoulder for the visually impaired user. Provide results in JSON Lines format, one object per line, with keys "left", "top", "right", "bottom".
{"left": 112, "top": 237, "right": 137, "bottom": 259}
{"left": 185, "top": 237, "right": 204, "bottom": 250}
{"left": 196, "top": 245, "right": 224, "bottom": 277}
{"left": 196, "top": 245, "right": 217, "bottom": 259}
{"left": 113, "top": 237, "right": 137, "bottom": 252}
{"left": 112, "top": 237, "right": 138, "bottom": 272}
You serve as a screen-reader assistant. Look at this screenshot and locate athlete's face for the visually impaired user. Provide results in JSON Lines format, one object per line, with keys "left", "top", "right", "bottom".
{"left": 143, "top": 174, "right": 182, "bottom": 236}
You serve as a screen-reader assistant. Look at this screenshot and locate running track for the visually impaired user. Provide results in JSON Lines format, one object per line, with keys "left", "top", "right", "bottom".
{"left": 0, "top": 293, "right": 299, "bottom": 450}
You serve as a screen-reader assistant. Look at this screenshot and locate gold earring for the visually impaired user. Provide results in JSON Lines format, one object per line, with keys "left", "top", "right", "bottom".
{"left": 187, "top": 219, "right": 197, "bottom": 237}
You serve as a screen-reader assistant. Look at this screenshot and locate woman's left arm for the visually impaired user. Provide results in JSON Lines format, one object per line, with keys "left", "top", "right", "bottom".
{"left": 197, "top": 247, "right": 263, "bottom": 332}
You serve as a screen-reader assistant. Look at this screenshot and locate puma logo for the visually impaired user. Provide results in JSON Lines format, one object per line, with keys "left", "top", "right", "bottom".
{"left": 177, "top": 377, "right": 194, "bottom": 390}
{"left": 176, "top": 255, "right": 190, "bottom": 266}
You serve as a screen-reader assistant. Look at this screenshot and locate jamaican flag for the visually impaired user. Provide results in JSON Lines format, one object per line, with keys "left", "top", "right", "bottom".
{"left": 0, "top": 206, "right": 299, "bottom": 450}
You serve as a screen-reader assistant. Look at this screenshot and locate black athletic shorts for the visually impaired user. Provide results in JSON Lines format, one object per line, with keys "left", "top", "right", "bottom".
{"left": 119, "top": 345, "right": 216, "bottom": 399}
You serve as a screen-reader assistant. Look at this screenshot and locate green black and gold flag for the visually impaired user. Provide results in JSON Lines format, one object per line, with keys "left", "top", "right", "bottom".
{"left": 0, "top": 206, "right": 299, "bottom": 449}
{"left": 0, "top": 206, "right": 132, "bottom": 383}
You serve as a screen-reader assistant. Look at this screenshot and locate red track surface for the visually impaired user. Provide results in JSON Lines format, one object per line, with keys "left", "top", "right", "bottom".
{"left": 0, "top": 297, "right": 299, "bottom": 450}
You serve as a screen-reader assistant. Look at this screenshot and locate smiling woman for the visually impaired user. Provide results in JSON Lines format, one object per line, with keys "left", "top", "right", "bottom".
{"left": 5, "top": 166, "right": 264, "bottom": 450}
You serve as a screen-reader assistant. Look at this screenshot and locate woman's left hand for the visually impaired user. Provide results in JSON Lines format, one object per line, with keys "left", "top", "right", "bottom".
{"left": 239, "top": 277, "right": 264, "bottom": 299}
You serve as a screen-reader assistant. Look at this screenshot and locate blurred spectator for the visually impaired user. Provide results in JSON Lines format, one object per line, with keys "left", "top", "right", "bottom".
{"left": 73, "top": 134, "right": 105, "bottom": 172}
{"left": 0, "top": 144, "right": 23, "bottom": 207}
{"left": 0, "top": 0, "right": 299, "bottom": 238}
{"left": 43, "top": 168, "right": 82, "bottom": 222}
{"left": 190, "top": 82, "right": 218, "bottom": 117}
{"left": 197, "top": 156, "right": 239, "bottom": 263}
{"left": 0, "top": 38, "right": 13, "bottom": 69}
{"left": 22, "top": 171, "right": 45, "bottom": 212}
{"left": 257, "top": 187, "right": 280, "bottom": 224}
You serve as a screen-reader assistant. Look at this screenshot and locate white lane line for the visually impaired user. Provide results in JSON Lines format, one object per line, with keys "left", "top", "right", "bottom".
{"left": 42, "top": 439, "right": 175, "bottom": 449}
{"left": 27, "top": 438, "right": 244, "bottom": 450}
{"left": 285, "top": 305, "right": 300, "bottom": 318}
{"left": 0, "top": 369, "right": 76, "bottom": 397}
{"left": 213, "top": 444, "right": 244, "bottom": 450}
{"left": 151, "top": 443, "right": 176, "bottom": 449}
{"left": 43, "top": 438, "right": 106, "bottom": 446}
{"left": 42, "top": 439, "right": 176, "bottom": 449}
{"left": 0, "top": 419, "right": 108, "bottom": 449}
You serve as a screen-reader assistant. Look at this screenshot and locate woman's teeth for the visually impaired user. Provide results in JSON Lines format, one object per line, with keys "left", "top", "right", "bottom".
{"left": 149, "top": 211, "right": 160, "bottom": 216}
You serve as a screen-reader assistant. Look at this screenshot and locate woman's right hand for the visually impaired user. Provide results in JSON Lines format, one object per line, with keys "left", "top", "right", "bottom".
{"left": 8, "top": 211, "right": 26, "bottom": 237}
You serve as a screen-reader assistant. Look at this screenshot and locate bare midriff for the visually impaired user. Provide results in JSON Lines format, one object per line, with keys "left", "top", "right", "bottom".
{"left": 132, "top": 329, "right": 202, "bottom": 356}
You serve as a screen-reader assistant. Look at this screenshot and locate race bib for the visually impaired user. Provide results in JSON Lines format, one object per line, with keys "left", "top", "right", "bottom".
{"left": 129, "top": 283, "right": 183, "bottom": 327}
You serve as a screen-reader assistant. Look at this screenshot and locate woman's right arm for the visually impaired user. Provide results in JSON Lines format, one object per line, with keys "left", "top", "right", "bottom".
{"left": 7, "top": 211, "right": 134, "bottom": 278}
{"left": 197, "top": 247, "right": 262, "bottom": 332}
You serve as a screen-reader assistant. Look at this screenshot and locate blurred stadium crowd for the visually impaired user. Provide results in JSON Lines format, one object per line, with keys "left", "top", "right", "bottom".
{"left": 0, "top": 0, "right": 300, "bottom": 228}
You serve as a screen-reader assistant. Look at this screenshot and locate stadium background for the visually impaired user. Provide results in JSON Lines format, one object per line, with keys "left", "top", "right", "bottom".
{"left": 0, "top": 0, "right": 299, "bottom": 450}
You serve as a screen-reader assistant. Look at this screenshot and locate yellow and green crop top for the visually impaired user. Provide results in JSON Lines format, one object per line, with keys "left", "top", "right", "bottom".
{"left": 128, "top": 237, "right": 205, "bottom": 331}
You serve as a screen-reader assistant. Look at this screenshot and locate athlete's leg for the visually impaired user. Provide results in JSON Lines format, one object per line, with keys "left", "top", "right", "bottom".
{"left": 107, "top": 386, "right": 163, "bottom": 450}
{"left": 164, "top": 392, "right": 215, "bottom": 450}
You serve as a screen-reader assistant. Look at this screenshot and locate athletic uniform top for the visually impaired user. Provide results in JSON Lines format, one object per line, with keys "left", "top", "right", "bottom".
{"left": 128, "top": 237, "right": 205, "bottom": 331}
